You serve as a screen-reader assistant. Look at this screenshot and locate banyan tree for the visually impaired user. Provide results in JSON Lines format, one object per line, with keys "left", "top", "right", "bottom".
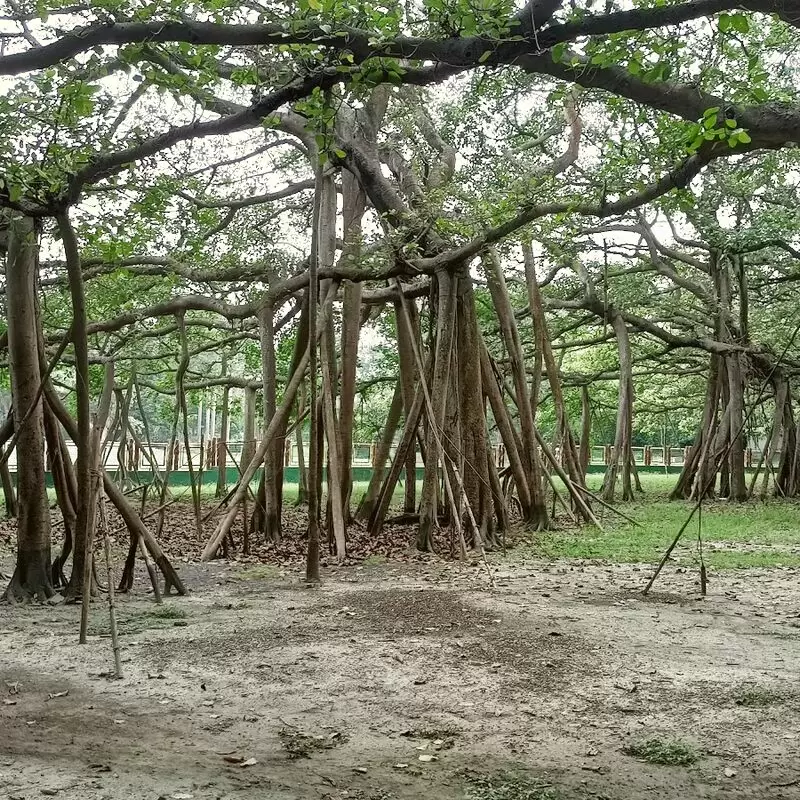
{"left": 3, "top": 0, "right": 800, "bottom": 599}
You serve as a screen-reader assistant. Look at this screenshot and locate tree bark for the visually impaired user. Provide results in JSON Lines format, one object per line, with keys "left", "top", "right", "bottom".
{"left": 483, "top": 248, "right": 548, "bottom": 528}
{"left": 395, "top": 297, "right": 420, "bottom": 513}
{"left": 58, "top": 211, "right": 93, "bottom": 602}
{"left": 418, "top": 270, "right": 457, "bottom": 551}
{"left": 339, "top": 279, "right": 362, "bottom": 517}
{"left": 455, "top": 271, "right": 495, "bottom": 546}
{"left": 2, "top": 214, "right": 54, "bottom": 602}
{"left": 258, "top": 301, "right": 281, "bottom": 542}
{"left": 216, "top": 354, "right": 230, "bottom": 498}
{"left": 579, "top": 385, "right": 592, "bottom": 475}
{"left": 602, "top": 314, "right": 636, "bottom": 502}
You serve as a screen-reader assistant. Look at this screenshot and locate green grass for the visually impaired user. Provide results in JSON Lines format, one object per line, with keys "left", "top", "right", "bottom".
{"left": 623, "top": 738, "right": 699, "bottom": 766}
{"left": 464, "top": 770, "right": 560, "bottom": 800}
{"left": 527, "top": 473, "right": 800, "bottom": 570}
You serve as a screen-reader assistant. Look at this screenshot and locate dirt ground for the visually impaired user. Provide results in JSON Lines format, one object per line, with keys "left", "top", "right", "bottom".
{"left": 2, "top": 552, "right": 800, "bottom": 800}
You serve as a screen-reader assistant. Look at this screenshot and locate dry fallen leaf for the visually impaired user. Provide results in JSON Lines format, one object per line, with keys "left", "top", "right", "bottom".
{"left": 724, "top": 768, "right": 738, "bottom": 778}
{"left": 47, "top": 690, "right": 69, "bottom": 700}
{"left": 240, "top": 758, "right": 258, "bottom": 767}
{"left": 418, "top": 755, "right": 438, "bottom": 763}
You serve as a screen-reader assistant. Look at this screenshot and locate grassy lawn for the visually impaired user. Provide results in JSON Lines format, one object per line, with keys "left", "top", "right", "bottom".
{"left": 531, "top": 473, "right": 800, "bottom": 569}
{"left": 31, "top": 472, "right": 800, "bottom": 570}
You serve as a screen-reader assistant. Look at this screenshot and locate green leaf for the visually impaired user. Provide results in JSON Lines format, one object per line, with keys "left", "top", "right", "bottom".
{"left": 478, "top": 50, "right": 492, "bottom": 63}
{"left": 726, "top": 118, "right": 737, "bottom": 128}
{"left": 307, "top": 0, "right": 322, "bottom": 8}
{"left": 731, "top": 13, "right": 749, "bottom": 33}
{"left": 718, "top": 12, "right": 731, "bottom": 32}
{"left": 703, "top": 106, "right": 720, "bottom": 118}
{"left": 551, "top": 42, "right": 566, "bottom": 63}
{"left": 737, "top": 130, "right": 752, "bottom": 143}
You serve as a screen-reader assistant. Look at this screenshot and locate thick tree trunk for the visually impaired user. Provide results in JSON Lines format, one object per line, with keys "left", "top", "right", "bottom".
{"left": 418, "top": 270, "right": 457, "bottom": 551}
{"left": 58, "top": 211, "right": 93, "bottom": 602}
{"left": 2, "top": 214, "right": 54, "bottom": 602}
{"left": 479, "top": 335, "right": 532, "bottom": 518}
{"left": 176, "top": 315, "right": 202, "bottom": 537}
{"left": 672, "top": 356, "right": 721, "bottom": 499}
{"left": 395, "top": 298, "right": 420, "bottom": 513}
{"left": 321, "top": 306, "right": 347, "bottom": 558}
{"left": 726, "top": 352, "right": 748, "bottom": 501}
{"left": 524, "top": 245, "right": 584, "bottom": 489}
{"left": 339, "top": 280, "right": 362, "bottom": 517}
{"left": 602, "top": 315, "right": 636, "bottom": 502}
{"left": 455, "top": 272, "right": 495, "bottom": 547}
{"left": 483, "top": 249, "right": 548, "bottom": 528}
{"left": 259, "top": 302, "right": 281, "bottom": 542}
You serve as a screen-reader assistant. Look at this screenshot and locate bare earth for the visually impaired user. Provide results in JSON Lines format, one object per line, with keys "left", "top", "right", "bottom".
{"left": 1, "top": 554, "right": 800, "bottom": 800}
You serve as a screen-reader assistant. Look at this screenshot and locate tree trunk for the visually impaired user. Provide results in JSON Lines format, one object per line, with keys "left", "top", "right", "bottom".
{"left": 339, "top": 280, "right": 362, "bottom": 517}
{"left": 216, "top": 356, "right": 230, "bottom": 498}
{"left": 259, "top": 302, "right": 281, "bottom": 542}
{"left": 321, "top": 305, "right": 347, "bottom": 558}
{"left": 672, "top": 355, "right": 721, "bottom": 499}
{"left": 58, "top": 211, "right": 93, "bottom": 602}
{"left": 2, "top": 214, "right": 54, "bottom": 602}
{"left": 176, "top": 315, "right": 202, "bottom": 538}
{"left": 726, "top": 352, "right": 748, "bottom": 501}
{"left": 483, "top": 249, "right": 548, "bottom": 528}
{"left": 523, "top": 245, "right": 584, "bottom": 489}
{"left": 295, "top": 384, "right": 308, "bottom": 505}
{"left": 579, "top": 385, "right": 592, "bottom": 475}
{"left": 395, "top": 298, "right": 420, "bottom": 513}
{"left": 455, "top": 272, "right": 495, "bottom": 546}
{"left": 418, "top": 270, "right": 457, "bottom": 551}
{"left": 602, "top": 315, "right": 636, "bottom": 502}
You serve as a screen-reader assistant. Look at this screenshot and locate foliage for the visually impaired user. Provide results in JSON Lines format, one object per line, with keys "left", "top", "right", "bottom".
{"left": 623, "top": 738, "right": 699, "bottom": 767}
{"left": 463, "top": 770, "right": 561, "bottom": 800}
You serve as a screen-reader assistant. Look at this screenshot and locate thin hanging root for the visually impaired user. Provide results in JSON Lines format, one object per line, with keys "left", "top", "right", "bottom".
{"left": 571, "top": 482, "right": 643, "bottom": 528}
{"left": 100, "top": 493, "right": 122, "bottom": 678}
{"left": 536, "top": 430, "right": 603, "bottom": 529}
{"left": 544, "top": 470, "right": 579, "bottom": 524}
